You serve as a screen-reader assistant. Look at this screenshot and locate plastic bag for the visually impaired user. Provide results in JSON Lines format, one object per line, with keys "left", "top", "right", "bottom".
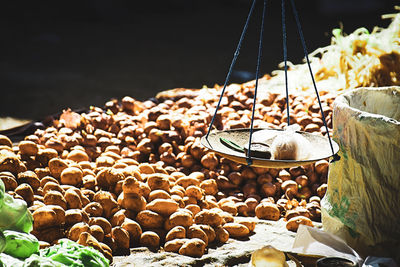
{"left": 40, "top": 239, "right": 109, "bottom": 267}
{"left": 270, "top": 124, "right": 311, "bottom": 160}
{"left": 321, "top": 87, "right": 400, "bottom": 262}
{"left": 3, "top": 230, "right": 39, "bottom": 259}
{"left": 0, "top": 180, "right": 32, "bottom": 234}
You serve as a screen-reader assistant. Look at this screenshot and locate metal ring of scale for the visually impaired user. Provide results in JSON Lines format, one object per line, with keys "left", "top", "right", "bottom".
{"left": 201, "top": 0, "right": 340, "bottom": 168}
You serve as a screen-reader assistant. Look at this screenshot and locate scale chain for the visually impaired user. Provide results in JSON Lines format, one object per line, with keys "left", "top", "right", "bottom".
{"left": 205, "top": 0, "right": 257, "bottom": 142}
{"left": 282, "top": 0, "right": 290, "bottom": 126}
{"left": 247, "top": 0, "right": 268, "bottom": 166}
{"left": 289, "top": 0, "right": 340, "bottom": 162}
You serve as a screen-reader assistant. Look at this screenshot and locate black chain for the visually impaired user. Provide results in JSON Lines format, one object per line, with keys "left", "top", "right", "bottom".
{"left": 282, "top": 0, "right": 290, "bottom": 126}
{"left": 246, "top": 0, "right": 268, "bottom": 166}
{"left": 206, "top": 0, "right": 257, "bottom": 142}
{"left": 289, "top": 0, "right": 340, "bottom": 162}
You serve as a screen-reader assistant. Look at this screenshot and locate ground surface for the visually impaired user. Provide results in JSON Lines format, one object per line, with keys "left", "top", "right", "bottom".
{"left": 112, "top": 218, "right": 321, "bottom": 267}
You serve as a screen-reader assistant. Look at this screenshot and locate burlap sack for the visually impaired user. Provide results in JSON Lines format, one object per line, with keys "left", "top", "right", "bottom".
{"left": 321, "top": 87, "right": 400, "bottom": 261}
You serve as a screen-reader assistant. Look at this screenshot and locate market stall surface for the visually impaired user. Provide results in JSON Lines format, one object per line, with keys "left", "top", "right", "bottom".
{"left": 113, "top": 218, "right": 318, "bottom": 267}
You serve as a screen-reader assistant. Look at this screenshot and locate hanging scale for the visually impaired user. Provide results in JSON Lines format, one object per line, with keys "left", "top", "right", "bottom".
{"left": 201, "top": 0, "right": 340, "bottom": 168}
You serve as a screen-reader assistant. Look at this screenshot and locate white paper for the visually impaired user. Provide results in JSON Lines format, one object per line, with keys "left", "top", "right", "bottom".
{"left": 292, "top": 225, "right": 363, "bottom": 265}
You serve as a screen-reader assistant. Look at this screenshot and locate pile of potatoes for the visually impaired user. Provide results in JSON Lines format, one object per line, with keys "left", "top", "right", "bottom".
{"left": 0, "top": 82, "right": 335, "bottom": 259}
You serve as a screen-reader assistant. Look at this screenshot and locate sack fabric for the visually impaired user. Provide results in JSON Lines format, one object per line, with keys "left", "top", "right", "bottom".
{"left": 321, "top": 86, "right": 400, "bottom": 261}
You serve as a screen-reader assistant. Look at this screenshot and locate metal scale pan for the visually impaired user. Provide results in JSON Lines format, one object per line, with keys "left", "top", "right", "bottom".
{"left": 201, "top": 128, "right": 339, "bottom": 168}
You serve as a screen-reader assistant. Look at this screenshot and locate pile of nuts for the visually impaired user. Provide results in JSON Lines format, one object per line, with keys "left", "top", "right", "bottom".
{"left": 0, "top": 81, "right": 335, "bottom": 260}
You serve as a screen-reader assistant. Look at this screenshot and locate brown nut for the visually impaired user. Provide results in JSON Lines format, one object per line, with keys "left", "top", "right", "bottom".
{"left": 18, "top": 141, "right": 39, "bottom": 156}
{"left": 67, "top": 149, "right": 89, "bottom": 162}
{"left": 178, "top": 238, "right": 206, "bottom": 257}
{"left": 65, "top": 209, "right": 84, "bottom": 226}
{"left": 194, "top": 209, "right": 223, "bottom": 227}
{"left": 148, "top": 189, "right": 171, "bottom": 202}
{"left": 89, "top": 225, "right": 105, "bottom": 242}
{"left": 198, "top": 224, "right": 216, "bottom": 243}
{"left": 199, "top": 179, "right": 218, "bottom": 195}
{"left": 136, "top": 210, "right": 164, "bottom": 229}
{"left": 122, "top": 218, "right": 142, "bottom": 245}
{"left": 83, "top": 202, "right": 104, "bottom": 217}
{"left": 112, "top": 226, "right": 130, "bottom": 250}
{"left": 118, "top": 192, "right": 146, "bottom": 212}
{"left": 64, "top": 188, "right": 83, "bottom": 209}
{"left": 147, "top": 173, "right": 170, "bottom": 192}
{"left": 15, "top": 183, "right": 34, "bottom": 205}
{"left": 68, "top": 222, "right": 90, "bottom": 241}
{"left": 164, "top": 210, "right": 193, "bottom": 230}
{"left": 237, "top": 218, "right": 257, "bottom": 232}
{"left": 255, "top": 202, "right": 280, "bottom": 221}
{"left": 60, "top": 167, "right": 83, "bottom": 186}
{"left": 176, "top": 176, "right": 200, "bottom": 189}
{"left": 17, "top": 171, "right": 40, "bottom": 191}
{"left": 286, "top": 216, "right": 313, "bottom": 232}
{"left": 44, "top": 190, "right": 67, "bottom": 210}
{"left": 164, "top": 238, "right": 188, "bottom": 253}
{"left": 185, "top": 185, "right": 203, "bottom": 200}
{"left": 165, "top": 226, "right": 186, "bottom": 242}
{"left": 223, "top": 222, "right": 250, "bottom": 238}
{"left": 89, "top": 217, "right": 112, "bottom": 235}
{"left": 146, "top": 199, "right": 178, "bottom": 217}
{"left": 0, "top": 135, "right": 12, "bottom": 147}
{"left": 48, "top": 158, "right": 68, "bottom": 179}
{"left": 185, "top": 204, "right": 201, "bottom": 217}
{"left": 187, "top": 225, "right": 208, "bottom": 245}
{"left": 314, "top": 160, "right": 329, "bottom": 175}
{"left": 317, "top": 184, "right": 328, "bottom": 198}
{"left": 140, "top": 231, "right": 160, "bottom": 248}
{"left": 0, "top": 172, "right": 18, "bottom": 191}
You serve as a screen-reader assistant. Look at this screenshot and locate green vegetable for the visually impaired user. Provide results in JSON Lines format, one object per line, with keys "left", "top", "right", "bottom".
{"left": 0, "top": 253, "right": 65, "bottom": 267}
{"left": 22, "top": 254, "right": 65, "bottom": 267}
{"left": 0, "top": 180, "right": 33, "bottom": 234}
{"left": 40, "top": 239, "right": 109, "bottom": 267}
{"left": 3, "top": 231, "right": 39, "bottom": 259}
{"left": 7, "top": 211, "right": 33, "bottom": 235}
{"left": 0, "top": 232, "right": 5, "bottom": 254}
{"left": 220, "top": 137, "right": 244, "bottom": 152}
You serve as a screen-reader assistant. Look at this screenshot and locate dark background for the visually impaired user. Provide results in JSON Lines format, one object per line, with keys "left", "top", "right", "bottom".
{"left": 0, "top": 0, "right": 398, "bottom": 120}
